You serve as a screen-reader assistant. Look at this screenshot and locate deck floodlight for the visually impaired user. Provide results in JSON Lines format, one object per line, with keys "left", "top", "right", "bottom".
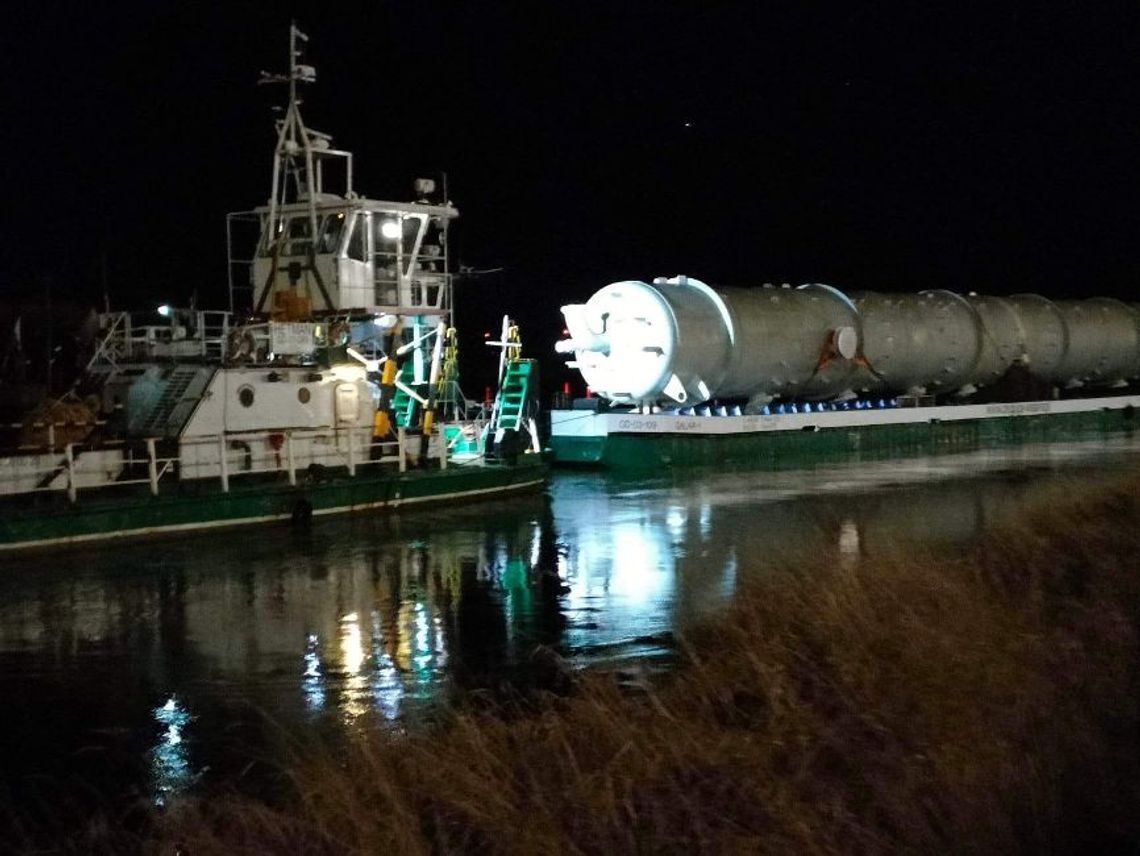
{"left": 157, "top": 304, "right": 173, "bottom": 318}
{"left": 379, "top": 220, "right": 402, "bottom": 240}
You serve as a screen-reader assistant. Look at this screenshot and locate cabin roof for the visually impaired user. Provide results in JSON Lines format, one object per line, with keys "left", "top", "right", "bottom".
{"left": 246, "top": 197, "right": 458, "bottom": 219}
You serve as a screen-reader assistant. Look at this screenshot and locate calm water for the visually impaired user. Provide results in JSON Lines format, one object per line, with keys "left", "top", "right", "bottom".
{"left": 2, "top": 438, "right": 1139, "bottom": 827}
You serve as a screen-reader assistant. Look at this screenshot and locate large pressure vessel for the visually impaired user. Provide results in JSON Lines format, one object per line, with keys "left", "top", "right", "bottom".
{"left": 852, "top": 291, "right": 985, "bottom": 394}
{"left": 557, "top": 277, "right": 858, "bottom": 406}
{"left": 1004, "top": 295, "right": 1067, "bottom": 379}
{"left": 966, "top": 295, "right": 1024, "bottom": 386}
{"left": 1133, "top": 303, "right": 1140, "bottom": 378}
{"left": 1052, "top": 298, "right": 1139, "bottom": 387}
{"left": 556, "top": 277, "right": 1140, "bottom": 407}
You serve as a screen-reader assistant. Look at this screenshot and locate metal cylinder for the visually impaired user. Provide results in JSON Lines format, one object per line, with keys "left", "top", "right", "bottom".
{"left": 718, "top": 282, "right": 859, "bottom": 402}
{"left": 558, "top": 277, "right": 859, "bottom": 406}
{"left": 1051, "top": 298, "right": 1138, "bottom": 387}
{"left": 965, "top": 295, "right": 1023, "bottom": 387}
{"left": 1132, "top": 304, "right": 1140, "bottom": 380}
{"left": 556, "top": 277, "right": 731, "bottom": 405}
{"left": 557, "top": 278, "right": 1140, "bottom": 406}
{"left": 853, "top": 291, "right": 984, "bottom": 394}
{"left": 1005, "top": 295, "right": 1067, "bottom": 379}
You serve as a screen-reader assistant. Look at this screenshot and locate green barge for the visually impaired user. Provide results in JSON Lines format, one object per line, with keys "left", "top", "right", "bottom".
{"left": 548, "top": 395, "right": 1140, "bottom": 471}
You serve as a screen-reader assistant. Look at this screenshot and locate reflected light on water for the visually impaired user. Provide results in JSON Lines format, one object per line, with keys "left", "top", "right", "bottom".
{"left": 433, "top": 614, "right": 447, "bottom": 665}
{"left": 396, "top": 602, "right": 415, "bottom": 672}
{"left": 530, "top": 521, "right": 542, "bottom": 570}
{"left": 339, "top": 612, "right": 366, "bottom": 675}
{"left": 369, "top": 610, "right": 403, "bottom": 720}
{"left": 476, "top": 543, "right": 491, "bottom": 581}
{"left": 339, "top": 612, "right": 369, "bottom": 721}
{"left": 608, "top": 523, "right": 673, "bottom": 606}
{"left": 838, "top": 519, "right": 861, "bottom": 568}
{"left": 150, "top": 695, "right": 195, "bottom": 806}
{"left": 666, "top": 505, "right": 687, "bottom": 537}
{"left": 722, "top": 547, "right": 738, "bottom": 599}
{"left": 396, "top": 600, "right": 440, "bottom": 680}
{"left": 565, "top": 517, "right": 676, "bottom": 648}
{"left": 699, "top": 500, "right": 712, "bottom": 539}
{"left": 413, "top": 603, "right": 430, "bottom": 674}
{"left": 302, "top": 633, "right": 325, "bottom": 710}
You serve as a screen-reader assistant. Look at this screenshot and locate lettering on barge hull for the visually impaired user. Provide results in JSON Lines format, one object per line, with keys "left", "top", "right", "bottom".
{"left": 983, "top": 402, "right": 1052, "bottom": 416}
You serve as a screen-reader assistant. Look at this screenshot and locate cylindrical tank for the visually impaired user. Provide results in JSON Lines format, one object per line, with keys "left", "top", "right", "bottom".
{"left": 717, "top": 282, "right": 859, "bottom": 401}
{"left": 557, "top": 277, "right": 859, "bottom": 406}
{"left": 853, "top": 291, "right": 984, "bottom": 394}
{"left": 1132, "top": 304, "right": 1140, "bottom": 380}
{"left": 1051, "top": 298, "right": 1138, "bottom": 387}
{"left": 965, "top": 295, "right": 1024, "bottom": 386}
{"left": 1005, "top": 295, "right": 1067, "bottom": 379}
{"left": 556, "top": 278, "right": 731, "bottom": 405}
{"left": 557, "top": 278, "right": 1140, "bottom": 406}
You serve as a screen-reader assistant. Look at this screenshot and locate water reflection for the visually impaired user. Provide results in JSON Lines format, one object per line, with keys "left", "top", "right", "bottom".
{"left": 151, "top": 696, "right": 195, "bottom": 806}
{"left": 302, "top": 633, "right": 324, "bottom": 710}
{"left": 0, "top": 437, "right": 1138, "bottom": 816}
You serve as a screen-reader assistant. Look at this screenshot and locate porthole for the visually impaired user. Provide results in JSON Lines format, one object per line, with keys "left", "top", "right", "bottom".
{"left": 238, "top": 385, "right": 255, "bottom": 408}
{"left": 297, "top": 387, "right": 311, "bottom": 404}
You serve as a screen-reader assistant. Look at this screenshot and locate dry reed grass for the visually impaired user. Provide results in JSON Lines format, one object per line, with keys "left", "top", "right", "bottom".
{"left": 155, "top": 473, "right": 1140, "bottom": 855}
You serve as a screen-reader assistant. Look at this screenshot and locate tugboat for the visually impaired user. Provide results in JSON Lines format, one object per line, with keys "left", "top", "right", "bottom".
{"left": 0, "top": 25, "right": 543, "bottom": 551}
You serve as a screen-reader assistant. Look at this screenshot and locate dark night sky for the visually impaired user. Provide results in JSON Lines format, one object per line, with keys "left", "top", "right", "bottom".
{"left": 3, "top": 1, "right": 1139, "bottom": 378}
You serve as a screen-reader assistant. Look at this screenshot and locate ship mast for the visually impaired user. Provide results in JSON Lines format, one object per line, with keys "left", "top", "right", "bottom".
{"left": 233, "top": 23, "right": 458, "bottom": 326}
{"left": 256, "top": 24, "right": 354, "bottom": 315}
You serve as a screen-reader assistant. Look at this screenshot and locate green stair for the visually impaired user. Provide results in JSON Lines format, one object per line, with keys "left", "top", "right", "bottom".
{"left": 490, "top": 360, "right": 535, "bottom": 434}
{"left": 389, "top": 361, "right": 421, "bottom": 428}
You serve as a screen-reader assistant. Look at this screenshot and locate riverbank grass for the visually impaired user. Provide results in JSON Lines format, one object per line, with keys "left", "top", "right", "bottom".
{"left": 161, "top": 474, "right": 1140, "bottom": 854}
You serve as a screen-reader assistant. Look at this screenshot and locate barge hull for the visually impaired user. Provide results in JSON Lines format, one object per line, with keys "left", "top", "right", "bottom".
{"left": 549, "top": 397, "right": 1140, "bottom": 470}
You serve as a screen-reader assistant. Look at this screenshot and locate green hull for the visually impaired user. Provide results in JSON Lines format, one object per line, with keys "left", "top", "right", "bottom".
{"left": 550, "top": 407, "right": 1138, "bottom": 470}
{"left": 0, "top": 457, "right": 546, "bottom": 551}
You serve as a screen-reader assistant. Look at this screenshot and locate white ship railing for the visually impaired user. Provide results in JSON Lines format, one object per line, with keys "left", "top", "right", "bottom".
{"left": 0, "top": 424, "right": 453, "bottom": 504}
{"left": 88, "top": 310, "right": 236, "bottom": 367}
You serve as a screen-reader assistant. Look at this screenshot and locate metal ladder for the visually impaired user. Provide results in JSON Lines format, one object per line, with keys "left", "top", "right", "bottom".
{"left": 489, "top": 360, "right": 534, "bottom": 433}
{"left": 389, "top": 361, "right": 421, "bottom": 428}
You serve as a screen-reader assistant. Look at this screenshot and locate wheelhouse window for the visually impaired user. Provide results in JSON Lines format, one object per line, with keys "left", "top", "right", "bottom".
{"left": 319, "top": 213, "right": 346, "bottom": 254}
{"left": 372, "top": 214, "right": 428, "bottom": 268}
{"left": 346, "top": 213, "right": 367, "bottom": 261}
{"left": 257, "top": 216, "right": 284, "bottom": 257}
{"left": 285, "top": 217, "right": 312, "bottom": 256}
{"left": 258, "top": 213, "right": 347, "bottom": 258}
